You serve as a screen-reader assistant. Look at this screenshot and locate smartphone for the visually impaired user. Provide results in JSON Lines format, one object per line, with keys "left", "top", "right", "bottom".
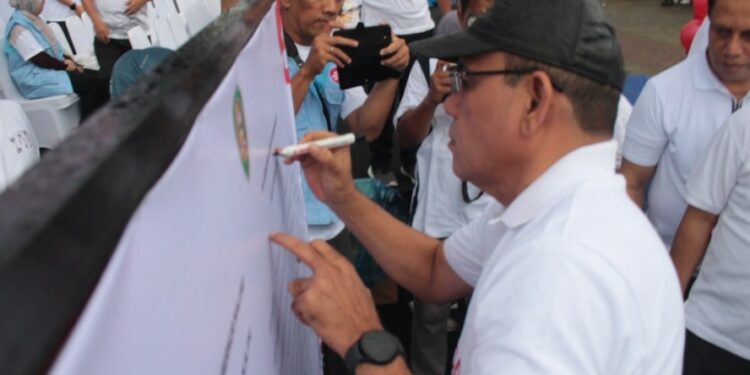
{"left": 332, "top": 23, "right": 401, "bottom": 89}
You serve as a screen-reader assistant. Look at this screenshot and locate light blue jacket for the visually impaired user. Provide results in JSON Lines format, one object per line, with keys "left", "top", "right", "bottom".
{"left": 288, "top": 56, "right": 345, "bottom": 226}
{"left": 3, "top": 10, "right": 72, "bottom": 99}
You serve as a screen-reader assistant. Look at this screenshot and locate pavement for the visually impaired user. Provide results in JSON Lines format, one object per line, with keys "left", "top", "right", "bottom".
{"left": 603, "top": 0, "right": 695, "bottom": 75}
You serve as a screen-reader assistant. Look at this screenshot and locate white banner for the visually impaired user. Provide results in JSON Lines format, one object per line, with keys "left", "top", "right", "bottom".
{"left": 50, "top": 5, "right": 320, "bottom": 374}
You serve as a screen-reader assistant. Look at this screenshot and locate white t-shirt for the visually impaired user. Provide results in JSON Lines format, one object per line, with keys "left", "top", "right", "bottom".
{"left": 93, "top": 0, "right": 148, "bottom": 40}
{"left": 361, "top": 0, "right": 434, "bottom": 35}
{"left": 41, "top": 0, "right": 79, "bottom": 22}
{"left": 296, "top": 44, "right": 367, "bottom": 241}
{"left": 684, "top": 105, "right": 750, "bottom": 361}
{"left": 8, "top": 25, "right": 45, "bottom": 61}
{"left": 622, "top": 52, "right": 747, "bottom": 247}
{"left": 444, "top": 141, "right": 685, "bottom": 375}
{"left": 0, "top": 101, "right": 40, "bottom": 192}
{"left": 613, "top": 95, "right": 633, "bottom": 168}
{"left": 395, "top": 58, "right": 492, "bottom": 238}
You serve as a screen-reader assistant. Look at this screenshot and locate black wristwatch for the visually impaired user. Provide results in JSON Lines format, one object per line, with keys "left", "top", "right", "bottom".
{"left": 344, "top": 330, "right": 405, "bottom": 374}
{"left": 69, "top": 2, "right": 76, "bottom": 10}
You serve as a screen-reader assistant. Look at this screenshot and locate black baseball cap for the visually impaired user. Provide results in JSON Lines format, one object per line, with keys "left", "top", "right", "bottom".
{"left": 410, "top": 0, "right": 625, "bottom": 90}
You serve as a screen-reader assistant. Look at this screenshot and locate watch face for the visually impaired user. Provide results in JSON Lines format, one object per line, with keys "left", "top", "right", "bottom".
{"left": 360, "top": 331, "right": 398, "bottom": 364}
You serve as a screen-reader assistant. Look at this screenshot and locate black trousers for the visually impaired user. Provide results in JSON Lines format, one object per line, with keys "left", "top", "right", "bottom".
{"left": 684, "top": 329, "right": 750, "bottom": 375}
{"left": 67, "top": 69, "right": 110, "bottom": 120}
{"left": 367, "top": 28, "right": 434, "bottom": 174}
{"left": 94, "top": 38, "right": 132, "bottom": 81}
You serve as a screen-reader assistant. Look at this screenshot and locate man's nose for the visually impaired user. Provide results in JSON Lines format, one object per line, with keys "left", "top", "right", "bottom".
{"left": 321, "top": 0, "right": 338, "bottom": 17}
{"left": 725, "top": 34, "right": 743, "bottom": 58}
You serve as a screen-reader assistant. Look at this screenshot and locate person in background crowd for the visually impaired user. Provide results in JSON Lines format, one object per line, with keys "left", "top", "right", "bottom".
{"left": 4, "top": 0, "right": 109, "bottom": 119}
{"left": 671, "top": 106, "right": 750, "bottom": 375}
{"left": 395, "top": 1, "right": 493, "bottom": 373}
{"left": 280, "top": 0, "right": 409, "bottom": 372}
{"left": 272, "top": 0, "right": 685, "bottom": 374}
{"left": 360, "top": 0, "right": 436, "bottom": 187}
{"left": 83, "top": 0, "right": 147, "bottom": 80}
{"left": 620, "top": 0, "right": 750, "bottom": 247}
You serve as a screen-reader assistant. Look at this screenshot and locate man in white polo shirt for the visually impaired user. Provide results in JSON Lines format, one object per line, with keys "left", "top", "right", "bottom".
{"left": 671, "top": 106, "right": 750, "bottom": 374}
{"left": 270, "top": 0, "right": 685, "bottom": 374}
{"left": 620, "top": 0, "right": 750, "bottom": 247}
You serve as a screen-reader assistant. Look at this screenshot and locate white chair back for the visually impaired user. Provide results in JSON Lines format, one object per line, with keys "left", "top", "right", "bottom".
{"left": 203, "top": 0, "right": 220, "bottom": 19}
{"left": 167, "top": 11, "right": 189, "bottom": 46}
{"left": 0, "top": 100, "right": 40, "bottom": 192}
{"left": 147, "top": 2, "right": 159, "bottom": 44}
{"left": 80, "top": 12, "right": 95, "bottom": 42}
{"left": 154, "top": 17, "right": 177, "bottom": 50}
{"left": 47, "top": 22, "right": 73, "bottom": 56}
{"left": 65, "top": 15, "right": 94, "bottom": 55}
{"left": 153, "top": 0, "right": 172, "bottom": 19}
{"left": 182, "top": 0, "right": 211, "bottom": 35}
{"left": 127, "top": 26, "right": 152, "bottom": 49}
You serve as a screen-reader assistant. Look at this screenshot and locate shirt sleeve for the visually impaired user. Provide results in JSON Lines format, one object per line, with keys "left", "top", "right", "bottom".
{"left": 9, "top": 25, "right": 44, "bottom": 62}
{"left": 685, "top": 111, "right": 744, "bottom": 215}
{"left": 340, "top": 86, "right": 368, "bottom": 119}
{"left": 443, "top": 203, "right": 497, "bottom": 286}
{"left": 394, "top": 59, "right": 431, "bottom": 128}
{"left": 621, "top": 80, "right": 668, "bottom": 167}
{"left": 465, "top": 240, "right": 631, "bottom": 374}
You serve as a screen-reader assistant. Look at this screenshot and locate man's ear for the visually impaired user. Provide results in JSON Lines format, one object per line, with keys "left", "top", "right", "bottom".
{"left": 520, "top": 72, "right": 554, "bottom": 137}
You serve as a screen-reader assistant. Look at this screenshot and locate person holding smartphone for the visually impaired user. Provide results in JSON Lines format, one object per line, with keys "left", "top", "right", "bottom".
{"left": 280, "top": 0, "right": 409, "bottom": 372}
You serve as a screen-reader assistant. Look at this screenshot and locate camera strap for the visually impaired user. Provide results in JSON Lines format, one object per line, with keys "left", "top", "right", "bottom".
{"left": 284, "top": 31, "right": 333, "bottom": 132}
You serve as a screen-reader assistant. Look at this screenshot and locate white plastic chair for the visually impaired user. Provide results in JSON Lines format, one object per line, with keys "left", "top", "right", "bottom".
{"left": 65, "top": 15, "right": 94, "bottom": 55}
{"left": 154, "top": 17, "right": 177, "bottom": 50}
{"left": 47, "top": 22, "right": 73, "bottom": 56}
{"left": 127, "top": 26, "right": 152, "bottom": 49}
{"left": 153, "top": 0, "right": 176, "bottom": 19}
{"left": 147, "top": 2, "right": 159, "bottom": 45}
{"left": 182, "top": 0, "right": 211, "bottom": 35}
{"left": 203, "top": 0, "right": 220, "bottom": 19}
{"left": 0, "top": 39, "right": 81, "bottom": 149}
{"left": 80, "top": 12, "right": 95, "bottom": 42}
{"left": 0, "top": 100, "right": 40, "bottom": 192}
{"left": 167, "top": 11, "right": 189, "bottom": 46}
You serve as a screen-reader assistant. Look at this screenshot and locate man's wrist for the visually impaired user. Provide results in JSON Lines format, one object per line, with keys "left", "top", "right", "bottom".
{"left": 422, "top": 95, "right": 441, "bottom": 109}
{"left": 69, "top": 2, "right": 77, "bottom": 10}
{"left": 327, "top": 183, "right": 363, "bottom": 213}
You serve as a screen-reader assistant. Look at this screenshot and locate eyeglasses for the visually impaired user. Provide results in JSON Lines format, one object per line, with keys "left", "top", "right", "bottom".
{"left": 447, "top": 64, "right": 564, "bottom": 93}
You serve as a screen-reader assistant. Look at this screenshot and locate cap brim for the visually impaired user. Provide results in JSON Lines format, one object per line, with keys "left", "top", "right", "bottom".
{"left": 410, "top": 30, "right": 498, "bottom": 61}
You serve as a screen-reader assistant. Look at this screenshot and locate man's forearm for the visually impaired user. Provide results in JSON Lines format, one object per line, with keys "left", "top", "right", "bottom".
{"left": 347, "top": 79, "right": 399, "bottom": 141}
{"left": 671, "top": 206, "right": 717, "bottom": 296}
{"left": 397, "top": 99, "right": 438, "bottom": 148}
{"left": 82, "top": 0, "right": 102, "bottom": 23}
{"left": 291, "top": 69, "right": 315, "bottom": 114}
{"left": 437, "top": 0, "right": 451, "bottom": 14}
{"left": 625, "top": 184, "right": 645, "bottom": 208}
{"left": 329, "top": 190, "right": 444, "bottom": 300}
